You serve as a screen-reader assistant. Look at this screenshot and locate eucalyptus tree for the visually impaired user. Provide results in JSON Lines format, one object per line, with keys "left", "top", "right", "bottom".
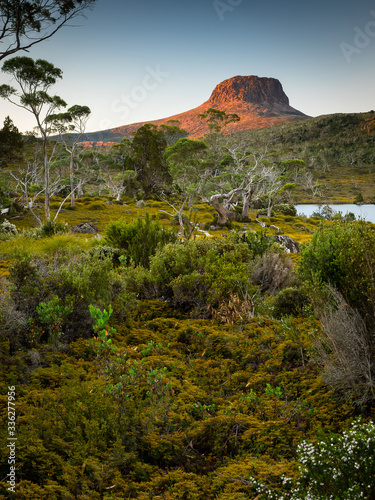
{"left": 104, "top": 170, "right": 137, "bottom": 201}
{"left": 199, "top": 108, "right": 240, "bottom": 135}
{"left": 47, "top": 105, "right": 91, "bottom": 206}
{"left": 199, "top": 133, "right": 273, "bottom": 224}
{"left": 0, "top": 0, "right": 97, "bottom": 61}
{"left": 159, "top": 120, "right": 189, "bottom": 146}
{"left": 0, "top": 56, "right": 67, "bottom": 220}
{"left": 0, "top": 116, "right": 23, "bottom": 167}
{"left": 165, "top": 138, "right": 210, "bottom": 237}
{"left": 264, "top": 159, "right": 306, "bottom": 216}
{"left": 130, "top": 123, "right": 171, "bottom": 196}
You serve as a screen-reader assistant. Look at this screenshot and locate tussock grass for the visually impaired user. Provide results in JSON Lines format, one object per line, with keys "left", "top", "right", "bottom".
{"left": 0, "top": 233, "right": 94, "bottom": 260}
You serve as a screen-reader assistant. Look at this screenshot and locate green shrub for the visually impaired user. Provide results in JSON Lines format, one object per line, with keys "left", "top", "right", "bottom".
{"left": 299, "top": 222, "right": 375, "bottom": 404}
{"left": 122, "top": 238, "right": 254, "bottom": 317}
{"left": 86, "top": 202, "right": 106, "bottom": 210}
{"left": 29, "top": 295, "right": 73, "bottom": 345}
{"left": 38, "top": 220, "right": 69, "bottom": 238}
{"left": 272, "top": 287, "right": 309, "bottom": 318}
{"left": 105, "top": 213, "right": 177, "bottom": 268}
{"left": 354, "top": 192, "right": 364, "bottom": 204}
{"left": 298, "top": 221, "right": 375, "bottom": 326}
{"left": 0, "top": 219, "right": 18, "bottom": 241}
{"left": 257, "top": 204, "right": 296, "bottom": 217}
{"left": 233, "top": 230, "right": 274, "bottom": 259}
{"left": 274, "top": 203, "right": 297, "bottom": 216}
{"left": 4, "top": 249, "right": 134, "bottom": 347}
{"left": 8, "top": 251, "right": 40, "bottom": 314}
{"left": 256, "top": 208, "right": 269, "bottom": 216}
{"left": 0, "top": 219, "right": 17, "bottom": 235}
{"left": 88, "top": 245, "right": 121, "bottom": 265}
{"left": 254, "top": 418, "right": 375, "bottom": 499}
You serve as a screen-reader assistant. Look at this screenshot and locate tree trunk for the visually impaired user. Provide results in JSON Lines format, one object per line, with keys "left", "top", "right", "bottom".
{"left": 69, "top": 153, "right": 75, "bottom": 207}
{"left": 77, "top": 180, "right": 84, "bottom": 198}
{"left": 178, "top": 197, "right": 188, "bottom": 237}
{"left": 267, "top": 202, "right": 274, "bottom": 217}
{"left": 43, "top": 137, "right": 50, "bottom": 220}
{"left": 211, "top": 194, "right": 230, "bottom": 225}
{"left": 242, "top": 186, "right": 255, "bottom": 219}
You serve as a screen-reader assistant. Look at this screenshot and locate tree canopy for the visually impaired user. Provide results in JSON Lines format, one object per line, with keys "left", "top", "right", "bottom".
{"left": 130, "top": 123, "right": 171, "bottom": 196}
{"left": 0, "top": 0, "right": 97, "bottom": 61}
{"left": 199, "top": 108, "right": 240, "bottom": 134}
{"left": 0, "top": 116, "right": 23, "bottom": 166}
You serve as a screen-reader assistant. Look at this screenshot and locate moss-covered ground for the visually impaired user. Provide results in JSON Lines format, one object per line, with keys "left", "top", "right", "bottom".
{"left": 0, "top": 197, "right": 374, "bottom": 499}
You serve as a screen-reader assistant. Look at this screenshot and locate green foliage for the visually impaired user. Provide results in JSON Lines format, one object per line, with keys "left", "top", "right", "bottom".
{"left": 105, "top": 213, "right": 177, "bottom": 268}
{"left": 29, "top": 295, "right": 73, "bottom": 345}
{"left": 1, "top": 188, "right": 373, "bottom": 498}
{"left": 258, "top": 204, "right": 297, "bottom": 217}
{"left": 272, "top": 287, "right": 309, "bottom": 318}
{"left": 0, "top": 115, "right": 23, "bottom": 166}
{"left": 354, "top": 192, "right": 364, "bottom": 204}
{"left": 274, "top": 203, "right": 297, "bottom": 216}
{"left": 299, "top": 222, "right": 375, "bottom": 404}
{"left": 8, "top": 250, "right": 39, "bottom": 311}
{"left": 234, "top": 230, "right": 275, "bottom": 259}
{"left": 255, "top": 419, "right": 375, "bottom": 499}
{"left": 130, "top": 123, "right": 172, "bottom": 195}
{"left": 89, "top": 304, "right": 117, "bottom": 356}
{"left": 0, "top": 219, "right": 17, "bottom": 237}
{"left": 198, "top": 108, "right": 241, "bottom": 134}
{"left": 38, "top": 219, "right": 69, "bottom": 238}
{"left": 4, "top": 248, "right": 133, "bottom": 347}
{"left": 0, "top": 1, "right": 97, "bottom": 62}
{"left": 125, "top": 237, "right": 254, "bottom": 316}
{"left": 299, "top": 221, "right": 375, "bottom": 325}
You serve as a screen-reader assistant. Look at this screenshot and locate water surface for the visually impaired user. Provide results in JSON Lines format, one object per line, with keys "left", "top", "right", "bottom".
{"left": 295, "top": 204, "right": 375, "bottom": 223}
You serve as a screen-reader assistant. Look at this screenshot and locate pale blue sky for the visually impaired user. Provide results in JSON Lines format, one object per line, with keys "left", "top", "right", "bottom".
{"left": 1, "top": 0, "right": 374, "bottom": 133}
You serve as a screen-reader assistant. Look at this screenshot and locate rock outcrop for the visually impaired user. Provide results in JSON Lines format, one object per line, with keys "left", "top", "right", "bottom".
{"left": 273, "top": 235, "right": 300, "bottom": 254}
{"left": 208, "top": 75, "right": 291, "bottom": 107}
{"left": 85, "top": 75, "right": 308, "bottom": 143}
{"left": 70, "top": 222, "right": 99, "bottom": 234}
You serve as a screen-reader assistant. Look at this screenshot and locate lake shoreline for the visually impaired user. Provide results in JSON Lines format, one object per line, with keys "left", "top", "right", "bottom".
{"left": 295, "top": 204, "right": 375, "bottom": 223}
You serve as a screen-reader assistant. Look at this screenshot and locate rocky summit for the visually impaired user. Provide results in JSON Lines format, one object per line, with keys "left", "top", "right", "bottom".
{"left": 88, "top": 75, "right": 309, "bottom": 143}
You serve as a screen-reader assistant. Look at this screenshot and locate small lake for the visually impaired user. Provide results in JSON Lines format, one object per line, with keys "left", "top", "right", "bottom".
{"left": 295, "top": 204, "right": 375, "bottom": 223}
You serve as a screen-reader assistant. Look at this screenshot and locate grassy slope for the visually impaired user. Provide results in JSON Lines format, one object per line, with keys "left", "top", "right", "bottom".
{"left": 231, "top": 111, "right": 375, "bottom": 203}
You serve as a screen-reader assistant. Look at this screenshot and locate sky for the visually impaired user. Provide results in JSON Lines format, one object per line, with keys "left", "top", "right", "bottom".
{"left": 0, "top": 0, "right": 375, "bottom": 134}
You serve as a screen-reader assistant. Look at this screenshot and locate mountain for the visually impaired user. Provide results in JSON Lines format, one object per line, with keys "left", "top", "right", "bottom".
{"left": 84, "top": 75, "right": 309, "bottom": 144}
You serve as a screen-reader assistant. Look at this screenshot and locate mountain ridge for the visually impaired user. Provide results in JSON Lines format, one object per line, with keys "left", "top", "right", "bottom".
{"left": 83, "top": 75, "right": 309, "bottom": 144}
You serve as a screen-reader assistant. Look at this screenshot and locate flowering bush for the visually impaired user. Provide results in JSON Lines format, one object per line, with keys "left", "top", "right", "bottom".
{"left": 0, "top": 218, "right": 17, "bottom": 239}
{"left": 254, "top": 419, "right": 375, "bottom": 499}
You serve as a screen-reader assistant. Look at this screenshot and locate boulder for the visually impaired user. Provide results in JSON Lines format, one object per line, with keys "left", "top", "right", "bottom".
{"left": 70, "top": 222, "right": 99, "bottom": 234}
{"left": 273, "top": 235, "right": 300, "bottom": 253}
